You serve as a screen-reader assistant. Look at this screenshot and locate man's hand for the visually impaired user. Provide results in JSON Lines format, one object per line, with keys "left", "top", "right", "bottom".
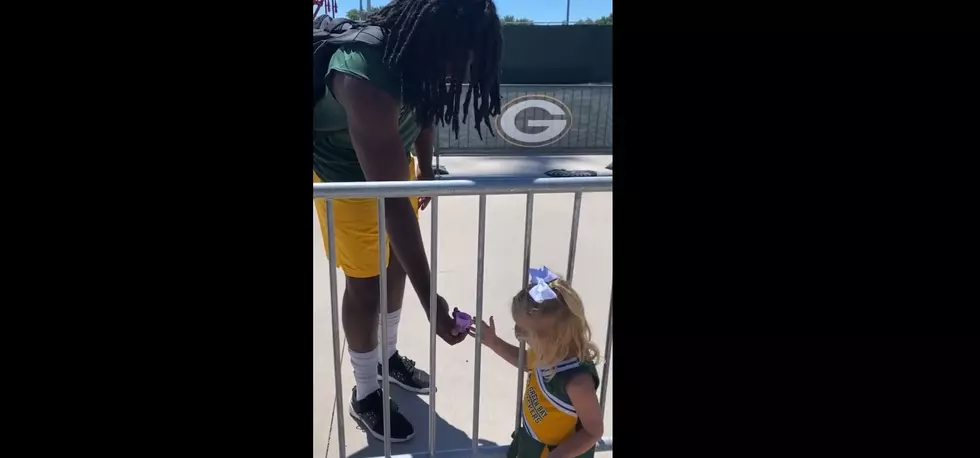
{"left": 416, "top": 164, "right": 435, "bottom": 211}
{"left": 413, "top": 125, "right": 435, "bottom": 211}
{"left": 426, "top": 295, "right": 466, "bottom": 345}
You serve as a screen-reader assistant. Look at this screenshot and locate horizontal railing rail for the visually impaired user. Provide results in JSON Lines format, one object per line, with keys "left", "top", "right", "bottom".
{"left": 314, "top": 176, "right": 613, "bottom": 458}
{"left": 313, "top": 176, "right": 612, "bottom": 199}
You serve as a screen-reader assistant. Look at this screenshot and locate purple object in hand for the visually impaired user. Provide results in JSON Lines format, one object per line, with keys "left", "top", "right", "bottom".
{"left": 452, "top": 307, "right": 473, "bottom": 335}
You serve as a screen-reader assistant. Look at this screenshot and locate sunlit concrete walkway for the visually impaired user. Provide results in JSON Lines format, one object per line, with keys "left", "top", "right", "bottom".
{"left": 313, "top": 156, "right": 613, "bottom": 458}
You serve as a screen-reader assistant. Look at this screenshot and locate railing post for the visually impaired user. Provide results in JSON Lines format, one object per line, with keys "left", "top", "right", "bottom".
{"left": 378, "top": 198, "right": 392, "bottom": 458}
{"left": 515, "top": 193, "right": 534, "bottom": 431}
{"left": 566, "top": 192, "right": 582, "bottom": 285}
{"left": 599, "top": 285, "right": 612, "bottom": 415}
{"left": 325, "top": 200, "right": 347, "bottom": 458}
{"left": 428, "top": 196, "right": 440, "bottom": 457}
{"left": 472, "top": 194, "right": 487, "bottom": 453}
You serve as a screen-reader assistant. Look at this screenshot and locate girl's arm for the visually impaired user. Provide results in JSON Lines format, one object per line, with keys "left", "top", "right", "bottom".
{"left": 548, "top": 373, "right": 604, "bottom": 458}
{"left": 470, "top": 317, "right": 527, "bottom": 370}
{"left": 486, "top": 338, "right": 522, "bottom": 369}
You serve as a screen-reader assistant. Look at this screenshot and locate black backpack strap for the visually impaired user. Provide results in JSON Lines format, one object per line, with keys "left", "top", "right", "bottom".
{"left": 315, "top": 17, "right": 352, "bottom": 33}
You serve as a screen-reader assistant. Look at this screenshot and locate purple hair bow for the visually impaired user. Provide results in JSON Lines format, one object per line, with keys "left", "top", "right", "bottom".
{"left": 528, "top": 266, "right": 560, "bottom": 303}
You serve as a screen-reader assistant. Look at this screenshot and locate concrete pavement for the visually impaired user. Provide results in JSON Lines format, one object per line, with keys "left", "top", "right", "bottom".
{"left": 314, "top": 157, "right": 613, "bottom": 458}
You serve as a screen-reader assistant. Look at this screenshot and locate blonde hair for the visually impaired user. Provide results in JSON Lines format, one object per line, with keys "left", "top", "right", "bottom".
{"left": 512, "top": 277, "right": 601, "bottom": 371}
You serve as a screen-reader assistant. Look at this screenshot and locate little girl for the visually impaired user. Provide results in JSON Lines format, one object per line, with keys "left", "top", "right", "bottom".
{"left": 469, "top": 267, "right": 604, "bottom": 458}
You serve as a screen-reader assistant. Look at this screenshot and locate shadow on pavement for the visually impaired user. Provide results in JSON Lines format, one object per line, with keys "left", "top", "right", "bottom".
{"left": 347, "top": 388, "right": 500, "bottom": 458}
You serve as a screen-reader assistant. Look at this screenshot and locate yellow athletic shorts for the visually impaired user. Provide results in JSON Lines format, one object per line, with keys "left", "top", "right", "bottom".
{"left": 313, "top": 156, "right": 420, "bottom": 278}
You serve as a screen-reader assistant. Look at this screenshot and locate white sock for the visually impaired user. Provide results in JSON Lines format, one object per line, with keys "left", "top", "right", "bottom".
{"left": 378, "top": 309, "right": 401, "bottom": 363}
{"left": 350, "top": 347, "right": 380, "bottom": 401}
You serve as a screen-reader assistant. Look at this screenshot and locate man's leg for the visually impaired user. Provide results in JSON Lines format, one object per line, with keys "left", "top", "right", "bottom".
{"left": 341, "top": 276, "right": 381, "bottom": 398}
{"left": 313, "top": 173, "right": 415, "bottom": 442}
{"left": 378, "top": 251, "right": 405, "bottom": 365}
{"left": 340, "top": 275, "right": 412, "bottom": 443}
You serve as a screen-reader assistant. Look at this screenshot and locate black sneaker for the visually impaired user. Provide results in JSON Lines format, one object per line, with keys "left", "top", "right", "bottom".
{"left": 377, "top": 351, "right": 431, "bottom": 394}
{"left": 349, "top": 387, "right": 415, "bottom": 443}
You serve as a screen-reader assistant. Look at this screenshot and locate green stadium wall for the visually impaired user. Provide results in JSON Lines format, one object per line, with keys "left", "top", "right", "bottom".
{"left": 500, "top": 25, "right": 612, "bottom": 84}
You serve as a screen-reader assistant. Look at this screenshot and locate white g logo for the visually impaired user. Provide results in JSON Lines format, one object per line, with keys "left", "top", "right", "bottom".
{"left": 495, "top": 95, "right": 573, "bottom": 148}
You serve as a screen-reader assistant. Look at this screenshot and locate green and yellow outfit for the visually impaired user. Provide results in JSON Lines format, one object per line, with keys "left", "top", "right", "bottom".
{"left": 312, "top": 43, "right": 423, "bottom": 278}
{"left": 508, "top": 352, "right": 601, "bottom": 458}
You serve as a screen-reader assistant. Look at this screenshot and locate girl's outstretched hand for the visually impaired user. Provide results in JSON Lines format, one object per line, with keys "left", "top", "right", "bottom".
{"left": 468, "top": 316, "right": 498, "bottom": 347}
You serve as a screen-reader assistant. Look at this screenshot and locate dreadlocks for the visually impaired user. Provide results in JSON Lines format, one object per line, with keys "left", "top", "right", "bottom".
{"left": 365, "top": 0, "right": 503, "bottom": 140}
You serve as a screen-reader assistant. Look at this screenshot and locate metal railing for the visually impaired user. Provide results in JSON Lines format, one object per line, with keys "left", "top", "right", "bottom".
{"left": 435, "top": 85, "right": 613, "bottom": 157}
{"left": 314, "top": 176, "right": 614, "bottom": 458}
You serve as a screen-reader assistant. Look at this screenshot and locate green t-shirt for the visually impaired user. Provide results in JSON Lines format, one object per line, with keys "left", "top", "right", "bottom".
{"left": 313, "top": 43, "right": 421, "bottom": 183}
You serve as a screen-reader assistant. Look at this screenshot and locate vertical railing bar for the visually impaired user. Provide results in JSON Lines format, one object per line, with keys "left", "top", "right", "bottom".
{"left": 524, "top": 90, "right": 531, "bottom": 152}
{"left": 603, "top": 88, "right": 612, "bottom": 147}
{"left": 515, "top": 193, "right": 534, "bottom": 431}
{"left": 325, "top": 199, "right": 348, "bottom": 458}
{"left": 517, "top": 87, "right": 533, "bottom": 149}
{"left": 514, "top": 343, "right": 527, "bottom": 430}
{"left": 472, "top": 194, "right": 487, "bottom": 453}
{"left": 585, "top": 86, "right": 595, "bottom": 147}
{"left": 604, "top": 88, "right": 615, "bottom": 145}
{"left": 562, "top": 87, "right": 571, "bottom": 148}
{"left": 502, "top": 87, "right": 513, "bottom": 148}
{"left": 597, "top": 89, "right": 604, "bottom": 146}
{"left": 575, "top": 88, "right": 584, "bottom": 146}
{"left": 527, "top": 89, "right": 534, "bottom": 149}
{"left": 378, "top": 198, "right": 392, "bottom": 458}
{"left": 583, "top": 87, "right": 590, "bottom": 148}
{"left": 606, "top": 88, "right": 616, "bottom": 145}
{"left": 434, "top": 139, "right": 440, "bottom": 180}
{"left": 598, "top": 285, "right": 613, "bottom": 415}
{"left": 465, "top": 101, "right": 472, "bottom": 148}
{"left": 550, "top": 90, "right": 558, "bottom": 150}
{"left": 579, "top": 88, "right": 592, "bottom": 147}
{"left": 428, "top": 196, "right": 439, "bottom": 457}
{"left": 569, "top": 89, "right": 582, "bottom": 145}
{"left": 493, "top": 89, "right": 502, "bottom": 149}
{"left": 565, "top": 192, "right": 582, "bottom": 285}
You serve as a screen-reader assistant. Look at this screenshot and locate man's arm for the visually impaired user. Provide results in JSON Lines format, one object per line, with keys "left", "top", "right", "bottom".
{"left": 413, "top": 125, "right": 435, "bottom": 174}
{"left": 331, "top": 73, "right": 432, "bottom": 305}
{"left": 413, "top": 125, "right": 436, "bottom": 210}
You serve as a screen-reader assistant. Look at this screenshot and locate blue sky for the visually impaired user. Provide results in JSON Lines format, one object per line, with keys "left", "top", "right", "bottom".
{"left": 315, "top": 0, "right": 612, "bottom": 23}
